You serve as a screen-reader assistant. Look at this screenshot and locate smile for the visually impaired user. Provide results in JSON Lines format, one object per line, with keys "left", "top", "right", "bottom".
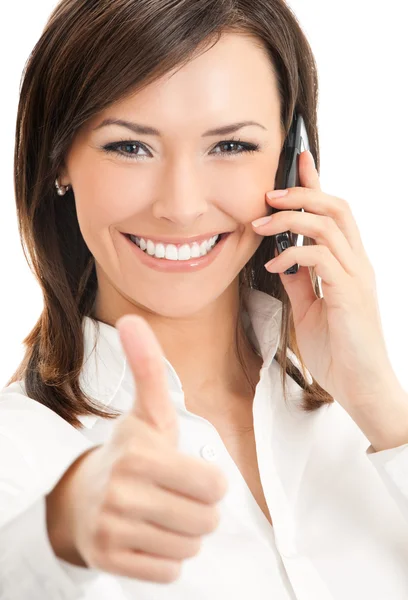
{"left": 126, "top": 233, "right": 225, "bottom": 261}
{"left": 121, "top": 231, "right": 233, "bottom": 273}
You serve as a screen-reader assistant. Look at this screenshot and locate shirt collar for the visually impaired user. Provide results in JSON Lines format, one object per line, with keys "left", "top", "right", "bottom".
{"left": 78, "top": 288, "right": 283, "bottom": 428}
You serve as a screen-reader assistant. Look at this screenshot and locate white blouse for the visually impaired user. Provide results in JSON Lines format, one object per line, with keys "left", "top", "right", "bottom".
{"left": 1, "top": 287, "right": 408, "bottom": 600}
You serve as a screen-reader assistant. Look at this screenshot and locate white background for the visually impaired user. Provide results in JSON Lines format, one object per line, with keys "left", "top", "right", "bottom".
{"left": 1, "top": 1, "right": 407, "bottom": 391}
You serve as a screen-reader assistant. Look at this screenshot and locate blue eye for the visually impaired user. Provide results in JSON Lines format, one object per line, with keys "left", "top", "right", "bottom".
{"left": 101, "top": 137, "right": 260, "bottom": 161}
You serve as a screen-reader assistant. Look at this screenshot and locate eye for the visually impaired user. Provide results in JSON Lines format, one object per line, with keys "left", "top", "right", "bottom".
{"left": 211, "top": 138, "right": 260, "bottom": 157}
{"left": 101, "top": 137, "right": 260, "bottom": 161}
{"left": 101, "top": 140, "right": 150, "bottom": 161}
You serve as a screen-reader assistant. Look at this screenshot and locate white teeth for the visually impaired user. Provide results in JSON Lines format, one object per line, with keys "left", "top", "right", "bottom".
{"left": 129, "top": 234, "right": 220, "bottom": 261}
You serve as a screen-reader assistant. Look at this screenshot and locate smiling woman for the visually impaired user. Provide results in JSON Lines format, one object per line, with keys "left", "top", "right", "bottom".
{"left": 4, "top": 0, "right": 408, "bottom": 599}
{"left": 0, "top": 0, "right": 360, "bottom": 598}
{"left": 6, "top": 0, "right": 330, "bottom": 429}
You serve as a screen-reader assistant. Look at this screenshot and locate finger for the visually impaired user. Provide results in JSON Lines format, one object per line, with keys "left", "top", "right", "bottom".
{"left": 116, "top": 315, "right": 178, "bottom": 446}
{"left": 265, "top": 245, "right": 349, "bottom": 325}
{"left": 255, "top": 210, "right": 356, "bottom": 276}
{"left": 123, "top": 448, "right": 228, "bottom": 504}
{"left": 266, "top": 244, "right": 347, "bottom": 286}
{"left": 266, "top": 188, "right": 365, "bottom": 256}
{"left": 101, "top": 549, "right": 181, "bottom": 583}
{"left": 101, "top": 515, "right": 202, "bottom": 560}
{"left": 119, "top": 482, "right": 220, "bottom": 536}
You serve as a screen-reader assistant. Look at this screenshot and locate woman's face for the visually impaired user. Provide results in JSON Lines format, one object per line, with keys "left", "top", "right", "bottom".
{"left": 62, "top": 32, "right": 285, "bottom": 320}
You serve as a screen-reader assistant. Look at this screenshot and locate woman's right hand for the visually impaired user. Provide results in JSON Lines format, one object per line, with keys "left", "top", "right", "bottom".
{"left": 70, "top": 315, "right": 228, "bottom": 584}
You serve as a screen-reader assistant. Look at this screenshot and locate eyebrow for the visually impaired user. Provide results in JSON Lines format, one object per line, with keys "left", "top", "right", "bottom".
{"left": 93, "top": 118, "right": 267, "bottom": 137}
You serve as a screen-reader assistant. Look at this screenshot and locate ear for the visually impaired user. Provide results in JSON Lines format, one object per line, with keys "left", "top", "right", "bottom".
{"left": 58, "top": 162, "right": 70, "bottom": 187}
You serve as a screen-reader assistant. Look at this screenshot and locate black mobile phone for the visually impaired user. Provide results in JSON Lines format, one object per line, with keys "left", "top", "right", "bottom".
{"left": 273, "top": 112, "right": 310, "bottom": 275}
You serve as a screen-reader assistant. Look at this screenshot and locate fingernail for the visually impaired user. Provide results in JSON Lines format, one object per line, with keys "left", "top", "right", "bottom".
{"left": 267, "top": 189, "right": 289, "bottom": 200}
{"left": 264, "top": 258, "right": 278, "bottom": 269}
{"left": 252, "top": 215, "right": 272, "bottom": 228}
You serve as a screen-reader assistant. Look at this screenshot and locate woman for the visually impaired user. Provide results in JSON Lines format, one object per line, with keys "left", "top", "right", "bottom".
{"left": 1, "top": 0, "right": 408, "bottom": 598}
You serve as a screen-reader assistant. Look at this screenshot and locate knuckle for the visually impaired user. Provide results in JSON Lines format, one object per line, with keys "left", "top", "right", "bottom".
{"left": 316, "top": 244, "right": 329, "bottom": 258}
{"left": 131, "top": 450, "right": 157, "bottom": 477}
{"left": 103, "top": 483, "right": 124, "bottom": 510}
{"left": 115, "top": 443, "right": 157, "bottom": 478}
{"left": 93, "top": 520, "right": 115, "bottom": 551}
{"left": 337, "top": 196, "right": 350, "bottom": 214}
{"left": 111, "top": 444, "right": 140, "bottom": 476}
{"left": 123, "top": 436, "right": 145, "bottom": 459}
{"left": 110, "top": 458, "right": 127, "bottom": 479}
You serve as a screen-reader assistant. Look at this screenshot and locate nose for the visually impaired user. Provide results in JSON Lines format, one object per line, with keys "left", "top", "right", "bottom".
{"left": 151, "top": 158, "right": 209, "bottom": 228}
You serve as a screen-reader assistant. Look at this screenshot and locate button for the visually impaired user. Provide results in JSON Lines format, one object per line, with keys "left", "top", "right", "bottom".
{"left": 200, "top": 445, "right": 217, "bottom": 461}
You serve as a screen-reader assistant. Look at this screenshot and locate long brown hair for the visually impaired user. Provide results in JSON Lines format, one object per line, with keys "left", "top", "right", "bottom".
{"left": 7, "top": 0, "right": 333, "bottom": 429}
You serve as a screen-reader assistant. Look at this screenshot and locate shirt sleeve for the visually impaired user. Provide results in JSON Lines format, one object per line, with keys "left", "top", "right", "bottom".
{"left": 0, "top": 391, "right": 103, "bottom": 599}
{"left": 366, "top": 442, "right": 408, "bottom": 523}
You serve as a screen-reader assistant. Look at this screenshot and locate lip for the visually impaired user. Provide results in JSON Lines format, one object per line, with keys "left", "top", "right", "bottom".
{"left": 120, "top": 231, "right": 233, "bottom": 273}
{"left": 121, "top": 231, "right": 230, "bottom": 248}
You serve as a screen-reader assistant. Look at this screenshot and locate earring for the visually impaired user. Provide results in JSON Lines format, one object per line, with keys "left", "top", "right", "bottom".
{"left": 55, "top": 178, "right": 71, "bottom": 196}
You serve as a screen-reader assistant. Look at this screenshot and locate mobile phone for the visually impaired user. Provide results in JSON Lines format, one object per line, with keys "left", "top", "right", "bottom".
{"left": 273, "top": 112, "right": 310, "bottom": 275}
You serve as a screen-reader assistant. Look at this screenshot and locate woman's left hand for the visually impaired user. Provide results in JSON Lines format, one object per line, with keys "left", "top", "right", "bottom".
{"left": 251, "top": 150, "right": 399, "bottom": 415}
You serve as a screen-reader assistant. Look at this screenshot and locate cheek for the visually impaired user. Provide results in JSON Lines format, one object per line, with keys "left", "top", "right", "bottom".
{"left": 221, "top": 191, "right": 269, "bottom": 228}
{"left": 216, "top": 160, "right": 276, "bottom": 224}
{"left": 74, "top": 169, "right": 142, "bottom": 237}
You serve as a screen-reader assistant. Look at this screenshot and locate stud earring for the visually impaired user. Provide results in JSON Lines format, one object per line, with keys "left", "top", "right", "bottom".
{"left": 55, "top": 178, "right": 71, "bottom": 196}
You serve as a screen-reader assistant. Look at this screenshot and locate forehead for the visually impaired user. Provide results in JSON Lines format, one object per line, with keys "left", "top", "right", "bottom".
{"left": 90, "top": 33, "right": 281, "bottom": 134}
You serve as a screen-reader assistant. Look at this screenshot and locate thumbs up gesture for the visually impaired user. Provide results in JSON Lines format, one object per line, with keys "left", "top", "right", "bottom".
{"left": 70, "top": 315, "right": 229, "bottom": 584}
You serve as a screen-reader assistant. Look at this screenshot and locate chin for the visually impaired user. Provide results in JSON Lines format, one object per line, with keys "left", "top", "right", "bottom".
{"left": 123, "top": 279, "right": 236, "bottom": 319}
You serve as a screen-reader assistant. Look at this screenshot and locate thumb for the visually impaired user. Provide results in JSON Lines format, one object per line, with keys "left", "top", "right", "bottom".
{"left": 115, "top": 314, "right": 179, "bottom": 446}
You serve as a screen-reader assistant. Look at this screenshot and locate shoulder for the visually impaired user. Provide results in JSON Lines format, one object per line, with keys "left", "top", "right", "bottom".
{"left": 0, "top": 381, "right": 97, "bottom": 526}
{"left": 0, "top": 380, "right": 95, "bottom": 496}
{"left": 0, "top": 381, "right": 82, "bottom": 442}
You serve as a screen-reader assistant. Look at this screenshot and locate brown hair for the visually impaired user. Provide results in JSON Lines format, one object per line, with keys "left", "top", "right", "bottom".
{"left": 7, "top": 0, "right": 333, "bottom": 429}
